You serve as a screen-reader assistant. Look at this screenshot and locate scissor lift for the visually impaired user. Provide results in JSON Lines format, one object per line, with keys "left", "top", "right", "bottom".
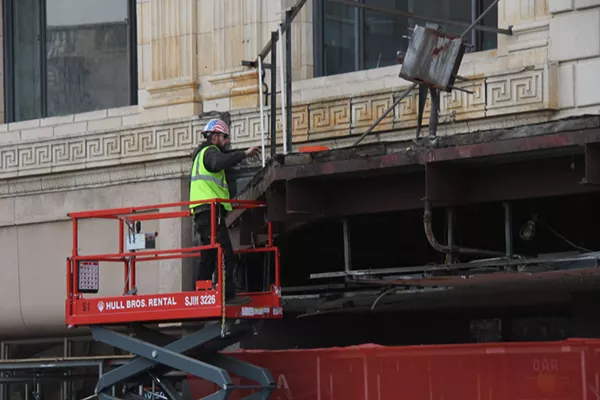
{"left": 65, "top": 199, "right": 282, "bottom": 400}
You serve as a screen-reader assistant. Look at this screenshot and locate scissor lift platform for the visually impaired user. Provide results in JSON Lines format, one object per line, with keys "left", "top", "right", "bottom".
{"left": 65, "top": 199, "right": 282, "bottom": 400}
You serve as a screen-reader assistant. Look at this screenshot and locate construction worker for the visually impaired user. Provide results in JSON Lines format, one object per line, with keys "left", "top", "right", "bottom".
{"left": 189, "top": 118, "right": 259, "bottom": 305}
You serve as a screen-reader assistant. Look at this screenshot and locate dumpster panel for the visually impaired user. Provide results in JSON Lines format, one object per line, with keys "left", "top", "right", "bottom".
{"left": 188, "top": 340, "right": 598, "bottom": 399}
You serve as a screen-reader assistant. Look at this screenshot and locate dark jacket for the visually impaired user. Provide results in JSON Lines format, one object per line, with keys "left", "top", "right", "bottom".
{"left": 191, "top": 142, "right": 246, "bottom": 173}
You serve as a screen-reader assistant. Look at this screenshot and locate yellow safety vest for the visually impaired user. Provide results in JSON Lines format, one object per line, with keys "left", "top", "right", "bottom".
{"left": 189, "top": 145, "right": 232, "bottom": 212}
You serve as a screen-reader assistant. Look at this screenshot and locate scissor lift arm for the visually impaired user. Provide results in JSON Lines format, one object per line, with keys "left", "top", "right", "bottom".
{"left": 64, "top": 199, "right": 282, "bottom": 400}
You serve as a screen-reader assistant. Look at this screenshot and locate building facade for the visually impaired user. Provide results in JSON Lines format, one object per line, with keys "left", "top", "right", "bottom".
{"left": 1, "top": 0, "right": 600, "bottom": 394}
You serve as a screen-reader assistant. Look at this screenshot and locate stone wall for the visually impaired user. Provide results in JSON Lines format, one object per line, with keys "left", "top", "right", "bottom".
{"left": 3, "top": 0, "right": 600, "bottom": 339}
{"left": 549, "top": 0, "right": 600, "bottom": 118}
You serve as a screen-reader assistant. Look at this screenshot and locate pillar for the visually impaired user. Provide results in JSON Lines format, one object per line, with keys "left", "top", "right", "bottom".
{"left": 497, "top": 0, "right": 551, "bottom": 68}
{"left": 137, "top": 0, "right": 202, "bottom": 117}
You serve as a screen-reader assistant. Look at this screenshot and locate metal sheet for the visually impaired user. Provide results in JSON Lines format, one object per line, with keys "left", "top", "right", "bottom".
{"left": 188, "top": 339, "right": 600, "bottom": 399}
{"left": 400, "top": 25, "right": 466, "bottom": 91}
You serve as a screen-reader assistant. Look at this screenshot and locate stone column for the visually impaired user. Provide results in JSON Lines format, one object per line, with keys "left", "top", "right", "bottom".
{"left": 198, "top": 0, "right": 315, "bottom": 112}
{"left": 199, "top": 0, "right": 264, "bottom": 112}
{"left": 137, "top": 0, "right": 202, "bottom": 118}
{"left": 548, "top": 0, "right": 600, "bottom": 115}
{"left": 497, "top": 0, "right": 551, "bottom": 68}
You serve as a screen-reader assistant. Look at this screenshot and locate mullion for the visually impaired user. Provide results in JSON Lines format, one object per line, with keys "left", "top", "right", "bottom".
{"left": 355, "top": 0, "right": 363, "bottom": 72}
{"left": 39, "top": 0, "right": 47, "bottom": 118}
{"left": 3, "top": 0, "right": 15, "bottom": 123}
{"left": 127, "top": 0, "right": 139, "bottom": 106}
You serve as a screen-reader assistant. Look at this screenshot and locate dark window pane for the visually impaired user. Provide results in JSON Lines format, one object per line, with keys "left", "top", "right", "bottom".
{"left": 11, "top": 0, "right": 42, "bottom": 121}
{"left": 323, "top": 2, "right": 357, "bottom": 75}
{"left": 410, "top": 0, "right": 472, "bottom": 37}
{"left": 480, "top": 0, "right": 498, "bottom": 50}
{"left": 364, "top": 0, "right": 409, "bottom": 70}
{"left": 46, "top": 0, "right": 131, "bottom": 117}
{"left": 318, "top": 0, "right": 499, "bottom": 77}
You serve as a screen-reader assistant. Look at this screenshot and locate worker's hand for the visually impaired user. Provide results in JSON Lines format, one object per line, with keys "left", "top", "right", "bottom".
{"left": 245, "top": 146, "right": 260, "bottom": 157}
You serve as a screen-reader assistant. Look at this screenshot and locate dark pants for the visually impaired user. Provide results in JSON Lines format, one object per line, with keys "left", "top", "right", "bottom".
{"left": 194, "top": 205, "right": 238, "bottom": 299}
{"left": 416, "top": 84, "right": 440, "bottom": 139}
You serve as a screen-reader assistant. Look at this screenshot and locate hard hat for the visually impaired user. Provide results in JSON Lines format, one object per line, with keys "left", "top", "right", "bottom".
{"left": 202, "top": 118, "right": 229, "bottom": 138}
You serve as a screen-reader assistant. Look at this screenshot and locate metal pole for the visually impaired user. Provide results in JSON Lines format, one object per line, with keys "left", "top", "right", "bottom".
{"left": 277, "top": 24, "right": 288, "bottom": 155}
{"left": 270, "top": 31, "right": 277, "bottom": 157}
{"left": 256, "top": 0, "right": 309, "bottom": 62}
{"left": 352, "top": 83, "right": 416, "bottom": 147}
{"left": 0, "top": 342, "right": 5, "bottom": 400}
{"left": 64, "top": 338, "right": 72, "bottom": 400}
{"left": 285, "top": 9, "right": 293, "bottom": 154}
{"left": 460, "top": 0, "right": 501, "bottom": 38}
{"left": 447, "top": 208, "right": 454, "bottom": 264}
{"left": 257, "top": 56, "right": 266, "bottom": 167}
{"left": 504, "top": 202, "right": 513, "bottom": 258}
{"left": 342, "top": 218, "right": 352, "bottom": 274}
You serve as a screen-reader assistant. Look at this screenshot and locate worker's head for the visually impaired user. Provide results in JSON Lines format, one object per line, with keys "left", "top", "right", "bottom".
{"left": 202, "top": 118, "right": 230, "bottom": 150}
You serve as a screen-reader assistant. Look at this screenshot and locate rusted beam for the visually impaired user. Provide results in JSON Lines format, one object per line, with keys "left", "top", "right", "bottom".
{"left": 583, "top": 142, "right": 600, "bottom": 185}
{"left": 228, "top": 122, "right": 600, "bottom": 226}
{"left": 424, "top": 163, "right": 465, "bottom": 204}
{"left": 286, "top": 179, "right": 325, "bottom": 215}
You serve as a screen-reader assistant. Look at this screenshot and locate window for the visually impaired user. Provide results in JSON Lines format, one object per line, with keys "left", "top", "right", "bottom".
{"left": 314, "top": 0, "right": 498, "bottom": 77}
{"left": 3, "top": 0, "right": 137, "bottom": 123}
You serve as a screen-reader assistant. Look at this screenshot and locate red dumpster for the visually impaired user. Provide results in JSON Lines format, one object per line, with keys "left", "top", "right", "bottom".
{"left": 188, "top": 339, "right": 600, "bottom": 399}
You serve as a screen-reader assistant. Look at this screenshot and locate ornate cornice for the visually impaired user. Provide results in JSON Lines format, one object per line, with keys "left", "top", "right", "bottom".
{"left": 0, "top": 63, "right": 559, "bottom": 182}
{"left": 0, "top": 159, "right": 189, "bottom": 199}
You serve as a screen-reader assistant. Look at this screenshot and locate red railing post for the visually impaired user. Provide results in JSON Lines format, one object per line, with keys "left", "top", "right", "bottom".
{"left": 275, "top": 248, "right": 281, "bottom": 289}
{"left": 131, "top": 258, "right": 137, "bottom": 290}
{"left": 268, "top": 221, "right": 273, "bottom": 247}
{"left": 119, "top": 218, "right": 130, "bottom": 293}
{"left": 210, "top": 202, "right": 217, "bottom": 245}
{"left": 66, "top": 258, "right": 72, "bottom": 320}
{"left": 217, "top": 244, "right": 224, "bottom": 302}
{"left": 72, "top": 218, "right": 79, "bottom": 298}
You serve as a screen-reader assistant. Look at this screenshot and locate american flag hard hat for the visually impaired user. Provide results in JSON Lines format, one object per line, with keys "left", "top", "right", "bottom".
{"left": 203, "top": 118, "right": 229, "bottom": 135}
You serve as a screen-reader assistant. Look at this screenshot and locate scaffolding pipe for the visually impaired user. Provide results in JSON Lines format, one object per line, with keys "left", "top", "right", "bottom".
{"left": 285, "top": 9, "right": 293, "bottom": 154}
{"left": 446, "top": 208, "right": 454, "bottom": 264}
{"left": 352, "top": 83, "right": 416, "bottom": 147}
{"left": 257, "top": 56, "right": 266, "bottom": 167}
{"left": 504, "top": 202, "right": 513, "bottom": 258}
{"left": 278, "top": 24, "right": 288, "bottom": 154}
{"left": 270, "top": 31, "right": 277, "bottom": 157}
{"left": 423, "top": 201, "right": 507, "bottom": 258}
{"left": 256, "top": 0, "right": 308, "bottom": 62}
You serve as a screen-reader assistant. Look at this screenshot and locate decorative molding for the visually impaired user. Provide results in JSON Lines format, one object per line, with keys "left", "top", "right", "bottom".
{"left": 350, "top": 93, "right": 395, "bottom": 135}
{"left": 0, "top": 63, "right": 559, "bottom": 181}
{"left": 145, "top": 80, "right": 202, "bottom": 108}
{"left": 0, "top": 159, "right": 188, "bottom": 199}
{"left": 486, "top": 64, "right": 558, "bottom": 116}
{"left": 204, "top": 69, "right": 260, "bottom": 111}
{"left": 308, "top": 99, "right": 351, "bottom": 140}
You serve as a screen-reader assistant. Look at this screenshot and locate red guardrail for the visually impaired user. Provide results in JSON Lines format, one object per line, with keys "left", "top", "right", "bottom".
{"left": 65, "top": 198, "right": 281, "bottom": 327}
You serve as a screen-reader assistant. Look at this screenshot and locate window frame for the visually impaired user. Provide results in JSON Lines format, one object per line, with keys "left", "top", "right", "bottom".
{"left": 2, "top": 0, "right": 138, "bottom": 124}
{"left": 313, "top": 0, "right": 498, "bottom": 78}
